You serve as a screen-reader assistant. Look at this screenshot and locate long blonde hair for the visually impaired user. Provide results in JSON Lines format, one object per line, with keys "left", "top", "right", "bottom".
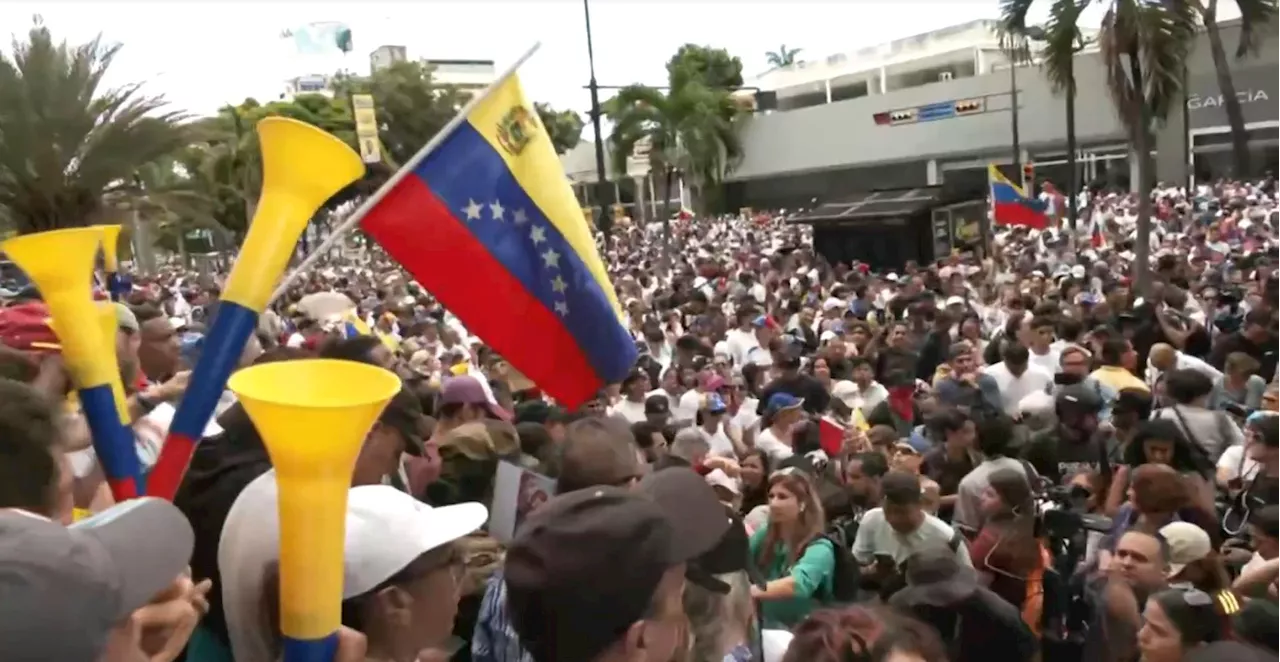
{"left": 679, "top": 571, "right": 755, "bottom": 662}
{"left": 755, "top": 471, "right": 826, "bottom": 570}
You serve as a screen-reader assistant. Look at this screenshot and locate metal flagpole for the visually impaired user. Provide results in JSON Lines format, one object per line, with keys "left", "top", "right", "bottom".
{"left": 268, "top": 41, "right": 544, "bottom": 305}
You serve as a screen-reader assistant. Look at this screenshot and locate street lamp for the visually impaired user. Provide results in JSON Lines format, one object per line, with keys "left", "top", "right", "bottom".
{"left": 582, "top": 0, "right": 613, "bottom": 241}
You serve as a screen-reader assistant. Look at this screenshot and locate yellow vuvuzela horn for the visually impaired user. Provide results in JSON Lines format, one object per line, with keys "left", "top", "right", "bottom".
{"left": 226, "top": 359, "right": 400, "bottom": 662}
{"left": 149, "top": 117, "right": 365, "bottom": 500}
{"left": 1, "top": 228, "right": 142, "bottom": 499}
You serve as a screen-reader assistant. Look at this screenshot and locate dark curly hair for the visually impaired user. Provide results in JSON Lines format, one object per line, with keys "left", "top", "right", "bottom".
{"left": 782, "top": 605, "right": 946, "bottom": 662}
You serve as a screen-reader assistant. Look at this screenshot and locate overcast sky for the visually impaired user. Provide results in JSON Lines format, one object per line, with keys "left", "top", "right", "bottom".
{"left": 1, "top": 1, "right": 1234, "bottom": 125}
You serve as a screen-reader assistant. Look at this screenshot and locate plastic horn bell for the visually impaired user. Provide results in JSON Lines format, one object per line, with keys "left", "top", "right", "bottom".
{"left": 1, "top": 228, "right": 143, "bottom": 499}
{"left": 95, "top": 224, "right": 126, "bottom": 301}
{"left": 148, "top": 117, "right": 365, "bottom": 500}
{"left": 227, "top": 359, "right": 400, "bottom": 662}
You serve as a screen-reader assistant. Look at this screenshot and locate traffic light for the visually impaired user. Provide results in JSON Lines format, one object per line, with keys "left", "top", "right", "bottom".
{"left": 954, "top": 98, "right": 984, "bottom": 115}
{"left": 1022, "top": 163, "right": 1035, "bottom": 188}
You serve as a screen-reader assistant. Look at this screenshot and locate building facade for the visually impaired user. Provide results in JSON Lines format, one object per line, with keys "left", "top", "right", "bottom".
{"left": 282, "top": 74, "right": 334, "bottom": 100}
{"left": 369, "top": 45, "right": 408, "bottom": 73}
{"left": 423, "top": 59, "right": 497, "bottom": 94}
{"left": 724, "top": 19, "right": 1277, "bottom": 210}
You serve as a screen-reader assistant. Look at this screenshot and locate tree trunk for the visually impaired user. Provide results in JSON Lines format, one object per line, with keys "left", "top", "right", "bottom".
{"left": 661, "top": 166, "right": 674, "bottom": 274}
{"left": 1128, "top": 50, "right": 1153, "bottom": 297}
{"left": 1066, "top": 76, "right": 1079, "bottom": 231}
{"left": 1202, "top": 2, "right": 1252, "bottom": 177}
{"left": 1134, "top": 124, "right": 1154, "bottom": 297}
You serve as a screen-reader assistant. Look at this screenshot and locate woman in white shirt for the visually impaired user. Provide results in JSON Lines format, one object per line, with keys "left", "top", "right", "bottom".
{"left": 697, "top": 392, "right": 740, "bottom": 459}
{"left": 755, "top": 393, "right": 806, "bottom": 462}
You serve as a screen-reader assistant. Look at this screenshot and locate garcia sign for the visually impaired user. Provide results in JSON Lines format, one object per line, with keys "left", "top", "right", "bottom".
{"left": 1186, "top": 89, "right": 1270, "bottom": 110}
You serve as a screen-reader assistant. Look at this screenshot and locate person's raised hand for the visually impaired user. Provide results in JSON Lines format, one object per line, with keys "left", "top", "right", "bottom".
{"left": 132, "top": 575, "right": 204, "bottom": 662}
{"left": 155, "top": 371, "right": 191, "bottom": 401}
{"left": 31, "top": 352, "right": 71, "bottom": 400}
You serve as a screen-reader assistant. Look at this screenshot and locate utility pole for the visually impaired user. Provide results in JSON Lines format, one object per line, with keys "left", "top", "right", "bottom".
{"left": 582, "top": 0, "right": 613, "bottom": 241}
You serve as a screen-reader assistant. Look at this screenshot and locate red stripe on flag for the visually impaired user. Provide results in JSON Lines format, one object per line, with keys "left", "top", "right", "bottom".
{"left": 361, "top": 176, "right": 603, "bottom": 407}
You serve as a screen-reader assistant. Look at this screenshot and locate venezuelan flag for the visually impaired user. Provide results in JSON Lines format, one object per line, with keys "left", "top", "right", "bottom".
{"left": 989, "top": 164, "right": 1049, "bottom": 230}
{"left": 359, "top": 73, "right": 636, "bottom": 407}
{"left": 342, "top": 311, "right": 373, "bottom": 338}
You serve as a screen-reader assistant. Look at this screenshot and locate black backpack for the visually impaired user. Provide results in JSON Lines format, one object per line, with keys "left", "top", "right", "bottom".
{"left": 804, "top": 525, "right": 860, "bottom": 603}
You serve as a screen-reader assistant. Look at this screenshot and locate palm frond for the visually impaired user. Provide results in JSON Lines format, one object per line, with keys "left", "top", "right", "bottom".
{"left": 1231, "top": 0, "right": 1279, "bottom": 57}
{"left": 1039, "top": 0, "right": 1092, "bottom": 94}
{"left": 0, "top": 22, "right": 189, "bottom": 233}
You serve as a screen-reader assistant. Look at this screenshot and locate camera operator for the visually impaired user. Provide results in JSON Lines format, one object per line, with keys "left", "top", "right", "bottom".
{"left": 1022, "top": 384, "right": 1112, "bottom": 487}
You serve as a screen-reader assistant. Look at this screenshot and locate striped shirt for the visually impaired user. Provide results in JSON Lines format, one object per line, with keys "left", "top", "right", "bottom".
{"left": 472, "top": 570, "right": 534, "bottom": 662}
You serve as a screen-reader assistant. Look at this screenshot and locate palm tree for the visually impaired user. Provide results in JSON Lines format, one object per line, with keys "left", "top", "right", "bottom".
{"left": 765, "top": 45, "right": 803, "bottom": 68}
{"left": 605, "top": 82, "right": 744, "bottom": 262}
{"left": 132, "top": 158, "right": 232, "bottom": 264}
{"left": 1194, "top": 0, "right": 1277, "bottom": 177}
{"left": 0, "top": 20, "right": 190, "bottom": 234}
{"left": 999, "top": 0, "right": 1094, "bottom": 230}
{"left": 1098, "top": 0, "right": 1199, "bottom": 294}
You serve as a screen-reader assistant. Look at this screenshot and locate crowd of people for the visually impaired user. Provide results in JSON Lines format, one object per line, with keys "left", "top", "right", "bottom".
{"left": 0, "top": 176, "right": 1277, "bottom": 662}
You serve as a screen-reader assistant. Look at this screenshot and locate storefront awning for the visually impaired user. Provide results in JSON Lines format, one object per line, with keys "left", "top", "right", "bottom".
{"left": 788, "top": 186, "right": 947, "bottom": 223}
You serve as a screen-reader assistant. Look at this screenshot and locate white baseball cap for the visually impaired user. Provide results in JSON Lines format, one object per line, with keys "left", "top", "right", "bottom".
{"left": 1159, "top": 521, "right": 1211, "bottom": 578}
{"left": 343, "top": 486, "right": 489, "bottom": 598}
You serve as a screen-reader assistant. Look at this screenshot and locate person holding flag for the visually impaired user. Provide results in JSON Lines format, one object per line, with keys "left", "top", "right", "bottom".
{"left": 988, "top": 164, "right": 1049, "bottom": 230}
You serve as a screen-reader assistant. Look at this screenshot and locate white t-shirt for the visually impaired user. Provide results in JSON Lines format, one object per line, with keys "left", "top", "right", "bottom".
{"left": 699, "top": 424, "right": 736, "bottom": 459}
{"left": 1217, "top": 443, "right": 1260, "bottom": 484}
{"left": 983, "top": 362, "right": 1054, "bottom": 416}
{"left": 852, "top": 507, "right": 973, "bottom": 567}
{"left": 1028, "top": 346, "right": 1062, "bottom": 375}
{"left": 755, "top": 427, "right": 794, "bottom": 463}
{"left": 609, "top": 398, "right": 648, "bottom": 424}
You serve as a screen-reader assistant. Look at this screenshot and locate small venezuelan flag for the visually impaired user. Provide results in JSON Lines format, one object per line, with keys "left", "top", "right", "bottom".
{"left": 359, "top": 72, "right": 636, "bottom": 407}
{"left": 988, "top": 164, "right": 1049, "bottom": 230}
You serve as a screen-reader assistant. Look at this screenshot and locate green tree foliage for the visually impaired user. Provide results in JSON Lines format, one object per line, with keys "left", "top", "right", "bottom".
{"left": 607, "top": 44, "right": 746, "bottom": 222}
{"left": 1097, "top": 0, "right": 1199, "bottom": 294}
{"left": 765, "top": 45, "right": 803, "bottom": 68}
{"left": 535, "top": 103, "right": 585, "bottom": 154}
{"left": 182, "top": 93, "right": 358, "bottom": 238}
{"left": 667, "top": 44, "right": 744, "bottom": 92}
{"left": 0, "top": 19, "right": 190, "bottom": 234}
{"left": 331, "top": 61, "right": 468, "bottom": 167}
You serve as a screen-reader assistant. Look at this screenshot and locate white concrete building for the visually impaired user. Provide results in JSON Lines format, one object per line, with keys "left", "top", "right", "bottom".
{"left": 282, "top": 74, "right": 334, "bottom": 100}
{"left": 369, "top": 45, "right": 408, "bottom": 73}
{"left": 744, "top": 19, "right": 1095, "bottom": 112}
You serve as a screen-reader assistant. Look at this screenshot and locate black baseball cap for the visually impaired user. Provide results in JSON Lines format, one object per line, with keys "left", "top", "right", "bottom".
{"left": 1055, "top": 383, "right": 1104, "bottom": 413}
{"left": 504, "top": 468, "right": 730, "bottom": 662}
{"left": 644, "top": 394, "right": 671, "bottom": 416}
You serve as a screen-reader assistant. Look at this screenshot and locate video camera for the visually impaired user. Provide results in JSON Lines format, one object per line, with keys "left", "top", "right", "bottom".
{"left": 1038, "top": 484, "right": 1113, "bottom": 540}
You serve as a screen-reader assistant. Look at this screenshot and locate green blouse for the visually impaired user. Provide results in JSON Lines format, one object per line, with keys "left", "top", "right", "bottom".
{"left": 748, "top": 523, "right": 836, "bottom": 628}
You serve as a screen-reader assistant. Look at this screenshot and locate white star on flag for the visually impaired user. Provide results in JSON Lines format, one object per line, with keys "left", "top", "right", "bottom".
{"left": 463, "top": 199, "right": 482, "bottom": 221}
{"left": 489, "top": 200, "right": 505, "bottom": 221}
{"left": 541, "top": 249, "right": 560, "bottom": 268}
{"left": 554, "top": 301, "right": 569, "bottom": 316}
{"left": 530, "top": 225, "right": 547, "bottom": 244}
{"left": 513, "top": 208, "right": 529, "bottom": 224}
{"left": 551, "top": 275, "right": 567, "bottom": 293}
